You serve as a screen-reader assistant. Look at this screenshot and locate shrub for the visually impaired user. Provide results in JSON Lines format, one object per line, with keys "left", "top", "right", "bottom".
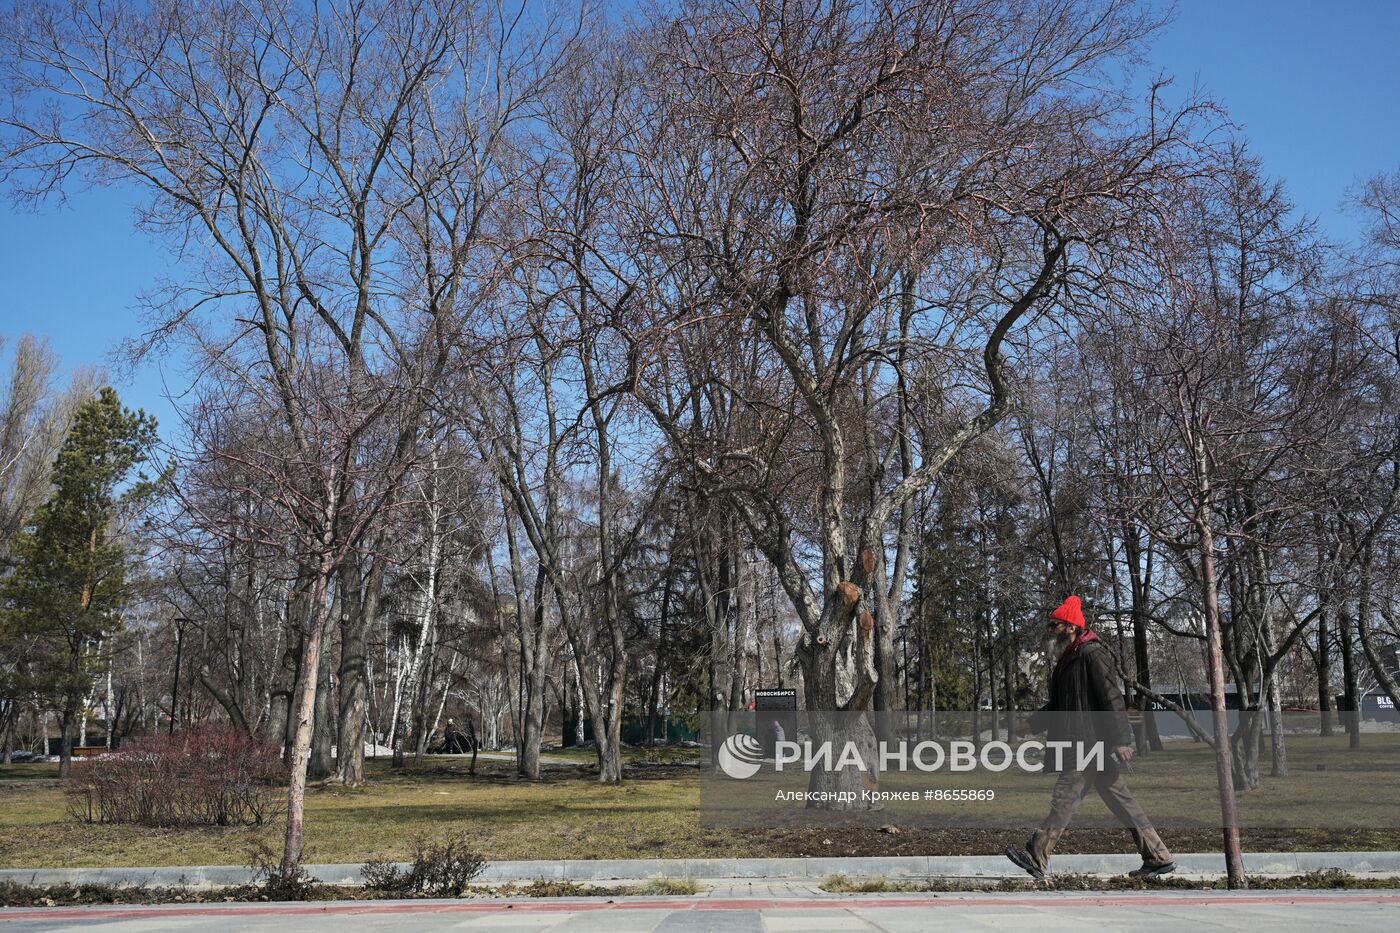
{"left": 247, "top": 840, "right": 320, "bottom": 900}
{"left": 822, "top": 873, "right": 900, "bottom": 893}
{"left": 634, "top": 878, "right": 702, "bottom": 895}
{"left": 361, "top": 831, "right": 486, "bottom": 897}
{"left": 64, "top": 726, "right": 287, "bottom": 827}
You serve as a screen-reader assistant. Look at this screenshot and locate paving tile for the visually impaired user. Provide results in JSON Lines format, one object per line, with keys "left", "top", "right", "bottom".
{"left": 655, "top": 911, "right": 763, "bottom": 932}
{"left": 762, "top": 911, "right": 876, "bottom": 931}
{"left": 452, "top": 911, "right": 581, "bottom": 930}
{"left": 547, "top": 908, "right": 673, "bottom": 932}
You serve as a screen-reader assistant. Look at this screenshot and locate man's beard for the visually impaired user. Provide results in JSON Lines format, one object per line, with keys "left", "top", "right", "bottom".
{"left": 1045, "top": 629, "right": 1075, "bottom": 659}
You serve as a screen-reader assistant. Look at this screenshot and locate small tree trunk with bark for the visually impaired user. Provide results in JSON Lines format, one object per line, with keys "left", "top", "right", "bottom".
{"left": 308, "top": 639, "right": 336, "bottom": 781}
{"left": 1338, "top": 604, "right": 1362, "bottom": 750}
{"left": 57, "top": 702, "right": 75, "bottom": 778}
{"left": 279, "top": 552, "right": 335, "bottom": 881}
{"left": 1318, "top": 605, "right": 1333, "bottom": 736}
{"left": 1195, "top": 477, "right": 1247, "bottom": 889}
{"left": 335, "top": 554, "right": 383, "bottom": 785}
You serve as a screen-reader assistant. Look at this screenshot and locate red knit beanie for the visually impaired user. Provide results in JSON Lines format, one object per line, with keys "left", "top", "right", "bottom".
{"left": 1051, "top": 595, "right": 1086, "bottom": 628}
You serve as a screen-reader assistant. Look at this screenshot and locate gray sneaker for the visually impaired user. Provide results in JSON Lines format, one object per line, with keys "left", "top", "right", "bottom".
{"left": 1004, "top": 845, "right": 1046, "bottom": 880}
{"left": 1128, "top": 860, "right": 1177, "bottom": 880}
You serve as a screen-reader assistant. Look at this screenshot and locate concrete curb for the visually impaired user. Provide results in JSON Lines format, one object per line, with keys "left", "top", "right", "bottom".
{"left": 3, "top": 851, "right": 1399, "bottom": 889}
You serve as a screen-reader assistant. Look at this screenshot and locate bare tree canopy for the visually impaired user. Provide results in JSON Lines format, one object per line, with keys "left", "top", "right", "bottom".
{"left": 2, "top": 0, "right": 1398, "bottom": 892}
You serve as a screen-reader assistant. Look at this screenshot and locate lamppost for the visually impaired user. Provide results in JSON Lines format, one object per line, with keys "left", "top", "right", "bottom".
{"left": 168, "top": 617, "right": 189, "bottom": 735}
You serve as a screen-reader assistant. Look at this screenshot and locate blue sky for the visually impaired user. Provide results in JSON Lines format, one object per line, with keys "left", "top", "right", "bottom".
{"left": 1148, "top": 0, "right": 1400, "bottom": 239}
{"left": 1, "top": 0, "right": 1398, "bottom": 438}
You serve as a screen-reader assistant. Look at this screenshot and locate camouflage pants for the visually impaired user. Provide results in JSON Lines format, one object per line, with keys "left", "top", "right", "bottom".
{"left": 1026, "top": 762, "right": 1172, "bottom": 870}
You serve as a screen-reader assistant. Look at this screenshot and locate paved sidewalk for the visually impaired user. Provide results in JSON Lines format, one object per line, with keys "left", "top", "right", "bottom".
{"left": 702, "top": 880, "right": 828, "bottom": 897}
{"left": 4, "top": 850, "right": 1399, "bottom": 890}
{"left": 2, "top": 889, "right": 1398, "bottom": 932}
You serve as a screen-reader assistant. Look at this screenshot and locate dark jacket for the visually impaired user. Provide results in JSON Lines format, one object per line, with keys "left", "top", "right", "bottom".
{"left": 1029, "top": 636, "right": 1133, "bottom": 764}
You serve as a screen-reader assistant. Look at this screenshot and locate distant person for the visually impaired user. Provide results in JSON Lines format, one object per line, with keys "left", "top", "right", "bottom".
{"left": 1005, "top": 595, "right": 1176, "bottom": 881}
{"left": 442, "top": 718, "right": 470, "bottom": 754}
{"left": 769, "top": 717, "right": 786, "bottom": 760}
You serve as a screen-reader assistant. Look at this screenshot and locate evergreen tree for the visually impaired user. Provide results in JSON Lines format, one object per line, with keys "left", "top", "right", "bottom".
{"left": 0, "top": 387, "right": 158, "bottom": 775}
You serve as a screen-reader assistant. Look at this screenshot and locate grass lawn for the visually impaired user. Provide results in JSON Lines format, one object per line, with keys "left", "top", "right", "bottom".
{"left": 530, "top": 746, "right": 701, "bottom": 765}
{"left": 707, "top": 730, "right": 1400, "bottom": 832}
{"left": 2, "top": 756, "right": 726, "bottom": 869}
{"left": 2, "top": 735, "right": 1398, "bottom": 869}
{"left": 0, "top": 763, "right": 59, "bottom": 781}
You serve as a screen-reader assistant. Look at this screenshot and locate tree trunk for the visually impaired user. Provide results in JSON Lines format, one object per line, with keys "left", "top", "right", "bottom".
{"left": 728, "top": 548, "right": 752, "bottom": 726}
{"left": 1338, "top": 603, "right": 1362, "bottom": 750}
{"left": 1124, "top": 524, "right": 1164, "bottom": 752}
{"left": 872, "top": 578, "right": 900, "bottom": 744}
{"left": 800, "top": 710, "right": 878, "bottom": 810}
{"left": 1317, "top": 605, "right": 1333, "bottom": 736}
{"left": 573, "top": 654, "right": 586, "bottom": 747}
{"left": 576, "top": 335, "right": 628, "bottom": 784}
{"left": 565, "top": 600, "right": 628, "bottom": 785}
{"left": 104, "top": 661, "right": 114, "bottom": 750}
{"left": 1229, "top": 701, "right": 1263, "bottom": 792}
{"left": 644, "top": 567, "right": 672, "bottom": 746}
{"left": 335, "top": 553, "right": 383, "bottom": 785}
{"left": 1265, "top": 670, "right": 1287, "bottom": 777}
{"left": 985, "top": 600, "right": 1000, "bottom": 744}
{"left": 1255, "top": 574, "right": 1287, "bottom": 778}
{"left": 509, "top": 498, "right": 550, "bottom": 778}
{"left": 199, "top": 663, "right": 252, "bottom": 732}
{"left": 597, "top": 684, "right": 624, "bottom": 784}
{"left": 1003, "top": 647, "right": 1016, "bottom": 741}
{"left": 78, "top": 683, "right": 93, "bottom": 748}
{"left": 1, "top": 701, "right": 14, "bottom": 764}
{"left": 1196, "top": 489, "right": 1247, "bottom": 889}
{"left": 268, "top": 579, "right": 309, "bottom": 756}
{"left": 279, "top": 553, "right": 335, "bottom": 881}
{"left": 699, "top": 517, "right": 738, "bottom": 739}
{"left": 57, "top": 702, "right": 75, "bottom": 778}
{"left": 517, "top": 590, "right": 550, "bottom": 779}
{"left": 308, "top": 635, "right": 335, "bottom": 781}
{"left": 796, "top": 580, "right": 878, "bottom": 803}
{"left": 411, "top": 616, "right": 442, "bottom": 767}
{"left": 398, "top": 472, "right": 443, "bottom": 769}
{"left": 427, "top": 652, "right": 457, "bottom": 745}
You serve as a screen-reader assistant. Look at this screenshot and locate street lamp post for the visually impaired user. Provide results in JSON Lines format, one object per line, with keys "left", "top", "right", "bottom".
{"left": 169, "top": 617, "right": 189, "bottom": 735}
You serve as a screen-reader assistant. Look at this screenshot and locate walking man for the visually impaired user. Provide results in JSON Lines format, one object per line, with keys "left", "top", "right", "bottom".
{"left": 1005, "top": 595, "right": 1176, "bottom": 880}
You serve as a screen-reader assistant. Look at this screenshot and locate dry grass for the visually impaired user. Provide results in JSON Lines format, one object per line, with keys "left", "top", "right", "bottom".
{"left": 526, "top": 746, "right": 702, "bottom": 765}
{"left": 0, "top": 757, "right": 710, "bottom": 868}
{"left": 706, "top": 731, "right": 1400, "bottom": 832}
{"left": 0, "top": 762, "right": 59, "bottom": 781}
{"left": 2, "top": 735, "right": 1399, "bottom": 869}
{"left": 822, "top": 873, "right": 899, "bottom": 893}
{"left": 632, "top": 878, "right": 704, "bottom": 895}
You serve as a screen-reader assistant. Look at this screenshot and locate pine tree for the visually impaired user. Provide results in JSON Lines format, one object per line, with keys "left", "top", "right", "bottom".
{"left": 0, "top": 387, "right": 158, "bottom": 776}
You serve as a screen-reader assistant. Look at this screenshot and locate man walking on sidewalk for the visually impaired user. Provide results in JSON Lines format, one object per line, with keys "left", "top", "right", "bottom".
{"left": 1005, "top": 595, "right": 1176, "bottom": 881}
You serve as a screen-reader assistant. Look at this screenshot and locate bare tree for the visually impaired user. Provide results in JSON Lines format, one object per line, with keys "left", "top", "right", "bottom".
{"left": 1099, "top": 146, "right": 1369, "bottom": 886}
{"left": 625, "top": 0, "right": 1208, "bottom": 804}
{"left": 0, "top": 0, "right": 575, "bottom": 876}
{"left": 1338, "top": 167, "right": 1400, "bottom": 717}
